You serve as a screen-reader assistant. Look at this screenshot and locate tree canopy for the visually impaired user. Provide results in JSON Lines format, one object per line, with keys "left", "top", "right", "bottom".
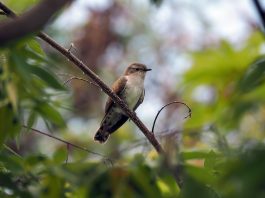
{"left": 1, "top": 0, "right": 265, "bottom": 197}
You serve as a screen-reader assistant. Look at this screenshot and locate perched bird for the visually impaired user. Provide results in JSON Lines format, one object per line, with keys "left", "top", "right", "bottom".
{"left": 94, "top": 63, "right": 152, "bottom": 143}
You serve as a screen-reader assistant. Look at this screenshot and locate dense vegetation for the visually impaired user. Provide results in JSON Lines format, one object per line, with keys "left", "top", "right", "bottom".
{"left": 1, "top": 0, "right": 265, "bottom": 197}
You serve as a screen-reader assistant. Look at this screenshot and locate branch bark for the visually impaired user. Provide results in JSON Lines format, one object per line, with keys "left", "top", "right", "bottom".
{"left": 0, "top": 3, "right": 165, "bottom": 154}
{"left": 0, "top": 0, "right": 72, "bottom": 45}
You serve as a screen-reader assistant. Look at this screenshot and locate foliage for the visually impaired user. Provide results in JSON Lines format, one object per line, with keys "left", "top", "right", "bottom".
{"left": 182, "top": 32, "right": 265, "bottom": 131}
{"left": 0, "top": 38, "right": 66, "bottom": 146}
{"left": 2, "top": 0, "right": 40, "bottom": 13}
{"left": 1, "top": 144, "right": 265, "bottom": 197}
{"left": 1, "top": 0, "right": 265, "bottom": 197}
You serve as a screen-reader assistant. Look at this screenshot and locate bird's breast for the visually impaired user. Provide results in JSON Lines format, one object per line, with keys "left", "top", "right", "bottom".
{"left": 123, "top": 76, "right": 144, "bottom": 109}
{"left": 113, "top": 75, "right": 144, "bottom": 114}
{"left": 124, "top": 86, "right": 142, "bottom": 108}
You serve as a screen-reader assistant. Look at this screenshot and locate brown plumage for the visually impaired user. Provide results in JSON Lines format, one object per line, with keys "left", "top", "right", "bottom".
{"left": 94, "top": 63, "right": 151, "bottom": 143}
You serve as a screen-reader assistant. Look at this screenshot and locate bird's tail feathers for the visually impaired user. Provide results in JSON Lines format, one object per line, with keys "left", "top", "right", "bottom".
{"left": 94, "top": 127, "right": 109, "bottom": 143}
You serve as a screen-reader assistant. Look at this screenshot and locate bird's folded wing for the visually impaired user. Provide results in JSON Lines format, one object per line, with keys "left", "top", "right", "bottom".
{"left": 105, "top": 76, "right": 128, "bottom": 113}
{"left": 133, "top": 89, "right": 145, "bottom": 111}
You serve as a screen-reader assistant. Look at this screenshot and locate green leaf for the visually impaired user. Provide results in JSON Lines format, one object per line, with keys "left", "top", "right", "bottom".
{"left": 37, "top": 103, "right": 65, "bottom": 127}
{"left": 237, "top": 57, "right": 265, "bottom": 93}
{"left": 156, "top": 175, "right": 180, "bottom": 196}
{"left": 27, "top": 39, "right": 45, "bottom": 57}
{"left": 27, "top": 111, "right": 37, "bottom": 129}
{"left": 28, "top": 65, "right": 65, "bottom": 90}
{"left": 185, "top": 165, "right": 216, "bottom": 184}
{"left": 6, "top": 80, "right": 18, "bottom": 112}
{"left": 0, "top": 105, "right": 21, "bottom": 146}
{"left": 181, "top": 175, "right": 220, "bottom": 198}
{"left": 53, "top": 147, "right": 68, "bottom": 164}
{"left": 3, "top": 0, "right": 39, "bottom": 13}
{"left": 181, "top": 151, "right": 218, "bottom": 160}
{"left": 8, "top": 49, "right": 31, "bottom": 82}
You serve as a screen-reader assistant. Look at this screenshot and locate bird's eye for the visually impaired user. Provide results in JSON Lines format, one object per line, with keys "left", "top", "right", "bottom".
{"left": 135, "top": 68, "right": 139, "bottom": 71}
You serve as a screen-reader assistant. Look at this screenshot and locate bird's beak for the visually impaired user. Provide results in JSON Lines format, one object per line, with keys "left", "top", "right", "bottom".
{"left": 145, "top": 68, "right": 152, "bottom": 71}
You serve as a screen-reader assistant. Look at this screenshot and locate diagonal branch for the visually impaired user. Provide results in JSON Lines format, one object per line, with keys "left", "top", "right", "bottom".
{"left": 23, "top": 125, "right": 112, "bottom": 165}
{"left": 253, "top": 0, "right": 265, "bottom": 30}
{"left": 0, "top": 0, "right": 73, "bottom": 45}
{"left": 37, "top": 34, "right": 165, "bottom": 153}
{"left": 63, "top": 76, "right": 100, "bottom": 88}
{"left": 0, "top": 3, "right": 165, "bottom": 154}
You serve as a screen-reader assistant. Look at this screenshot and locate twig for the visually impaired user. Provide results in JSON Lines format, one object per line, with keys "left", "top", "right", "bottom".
{"left": 22, "top": 125, "right": 112, "bottom": 164}
{"left": 65, "top": 143, "right": 70, "bottom": 164}
{"left": 253, "top": 0, "right": 265, "bottom": 30}
{"left": 68, "top": 43, "right": 79, "bottom": 53}
{"left": 151, "top": 101, "right": 191, "bottom": 133}
{"left": 63, "top": 76, "right": 100, "bottom": 88}
{"left": 56, "top": 73, "right": 74, "bottom": 77}
{"left": 3, "top": 144, "right": 23, "bottom": 159}
{"left": 0, "top": 3, "right": 16, "bottom": 17}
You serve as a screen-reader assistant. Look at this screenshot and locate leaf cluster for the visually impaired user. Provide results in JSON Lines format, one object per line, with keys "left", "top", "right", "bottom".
{"left": 0, "top": 38, "right": 66, "bottom": 146}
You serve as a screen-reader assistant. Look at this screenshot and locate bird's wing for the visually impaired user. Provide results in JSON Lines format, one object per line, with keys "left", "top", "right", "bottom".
{"left": 105, "top": 76, "right": 127, "bottom": 113}
{"left": 133, "top": 89, "right": 145, "bottom": 111}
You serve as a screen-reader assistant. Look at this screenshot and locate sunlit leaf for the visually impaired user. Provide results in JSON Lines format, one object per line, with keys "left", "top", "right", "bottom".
{"left": 157, "top": 175, "right": 180, "bottom": 197}
{"left": 181, "top": 151, "right": 216, "bottom": 160}
{"left": 3, "top": 0, "right": 40, "bottom": 12}
{"left": 27, "top": 39, "right": 45, "bottom": 57}
{"left": 53, "top": 147, "right": 68, "bottom": 164}
{"left": 6, "top": 81, "right": 18, "bottom": 112}
{"left": 27, "top": 111, "right": 37, "bottom": 129}
{"left": 185, "top": 165, "right": 216, "bottom": 184}
{"left": 237, "top": 57, "right": 265, "bottom": 93}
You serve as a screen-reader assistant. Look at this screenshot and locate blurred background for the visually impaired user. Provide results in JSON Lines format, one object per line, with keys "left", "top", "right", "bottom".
{"left": 1, "top": 0, "right": 265, "bottom": 197}
{"left": 29, "top": 0, "right": 265, "bottom": 157}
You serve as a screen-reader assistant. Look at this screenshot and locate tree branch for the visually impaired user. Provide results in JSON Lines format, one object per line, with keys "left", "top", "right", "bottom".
{"left": 0, "top": 3, "right": 165, "bottom": 154}
{"left": 0, "top": 0, "right": 73, "bottom": 45}
{"left": 63, "top": 76, "right": 100, "bottom": 89}
{"left": 22, "top": 125, "right": 112, "bottom": 165}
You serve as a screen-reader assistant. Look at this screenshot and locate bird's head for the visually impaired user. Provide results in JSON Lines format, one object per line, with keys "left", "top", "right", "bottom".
{"left": 124, "top": 63, "right": 152, "bottom": 78}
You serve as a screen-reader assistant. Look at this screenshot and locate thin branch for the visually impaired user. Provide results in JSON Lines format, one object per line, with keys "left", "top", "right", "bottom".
{"left": 65, "top": 143, "right": 70, "bottom": 164}
{"left": 63, "top": 76, "right": 100, "bottom": 89}
{"left": 3, "top": 144, "right": 23, "bottom": 159}
{"left": 253, "top": 0, "right": 265, "bottom": 30}
{"left": 0, "top": 0, "right": 72, "bottom": 45}
{"left": 0, "top": 3, "right": 16, "bottom": 17}
{"left": 68, "top": 43, "right": 79, "bottom": 53}
{"left": 22, "top": 125, "right": 112, "bottom": 164}
{"left": 152, "top": 101, "right": 191, "bottom": 133}
{"left": 1, "top": 3, "right": 165, "bottom": 154}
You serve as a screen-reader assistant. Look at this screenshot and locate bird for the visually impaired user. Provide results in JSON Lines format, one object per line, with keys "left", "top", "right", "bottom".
{"left": 94, "top": 63, "right": 152, "bottom": 143}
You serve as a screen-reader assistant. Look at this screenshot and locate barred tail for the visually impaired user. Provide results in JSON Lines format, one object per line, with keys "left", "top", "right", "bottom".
{"left": 94, "top": 127, "right": 110, "bottom": 143}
